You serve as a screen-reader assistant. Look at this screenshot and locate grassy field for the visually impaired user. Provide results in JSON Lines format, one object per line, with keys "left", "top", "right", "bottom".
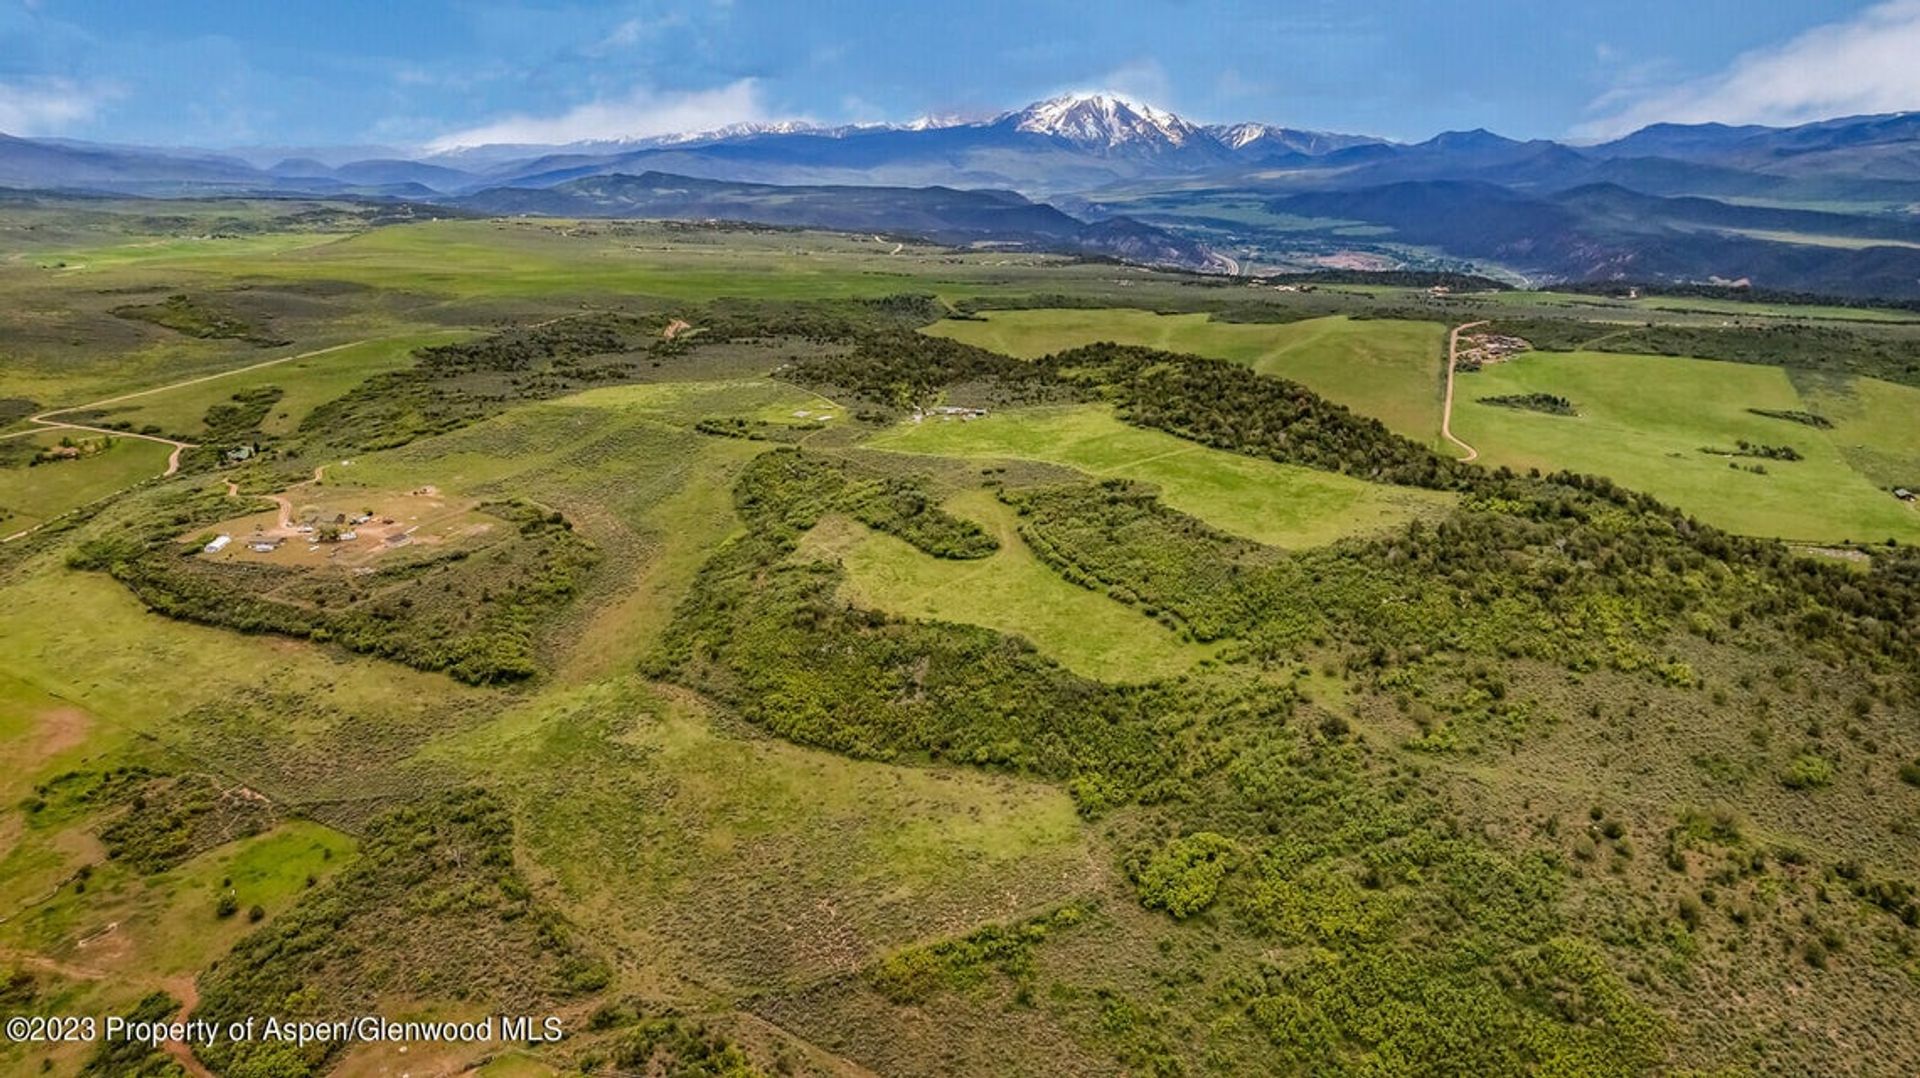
{"left": 925, "top": 309, "right": 1450, "bottom": 445}
{"left": 429, "top": 676, "right": 1095, "bottom": 998}
{"left": 23, "top": 231, "right": 357, "bottom": 272}
{"left": 1467, "top": 286, "right": 1920, "bottom": 324}
{"left": 812, "top": 490, "right": 1221, "bottom": 681}
{"left": 867, "top": 403, "right": 1454, "bottom": 547}
{"left": 71, "top": 332, "right": 470, "bottom": 440}
{"left": 1455, "top": 351, "right": 1920, "bottom": 542}
{"left": 1795, "top": 372, "right": 1920, "bottom": 491}
{"left": 4, "top": 203, "right": 1920, "bottom": 1076}
{"left": 0, "top": 431, "right": 174, "bottom": 536}
{"left": 27, "top": 218, "right": 1114, "bottom": 305}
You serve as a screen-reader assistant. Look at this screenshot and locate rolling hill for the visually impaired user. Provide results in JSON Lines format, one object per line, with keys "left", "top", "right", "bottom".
{"left": 8, "top": 96, "right": 1920, "bottom": 295}
{"left": 453, "top": 170, "right": 1226, "bottom": 270}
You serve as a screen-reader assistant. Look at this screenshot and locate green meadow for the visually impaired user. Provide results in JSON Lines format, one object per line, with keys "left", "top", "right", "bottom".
{"left": 1796, "top": 372, "right": 1920, "bottom": 491}
{"left": 3, "top": 202, "right": 1920, "bottom": 1076}
{"left": 925, "top": 309, "right": 1450, "bottom": 445}
{"left": 38, "top": 218, "right": 1103, "bottom": 304}
{"left": 1455, "top": 351, "right": 1920, "bottom": 542}
{"left": 867, "top": 403, "right": 1454, "bottom": 547}
{"left": 812, "top": 490, "right": 1221, "bottom": 681}
{"left": 0, "top": 431, "right": 174, "bottom": 535}
{"left": 426, "top": 676, "right": 1094, "bottom": 997}
{"left": 76, "top": 332, "right": 471, "bottom": 440}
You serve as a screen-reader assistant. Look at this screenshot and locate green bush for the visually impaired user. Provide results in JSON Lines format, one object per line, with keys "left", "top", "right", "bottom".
{"left": 1781, "top": 754, "right": 1835, "bottom": 790}
{"left": 1134, "top": 832, "right": 1238, "bottom": 918}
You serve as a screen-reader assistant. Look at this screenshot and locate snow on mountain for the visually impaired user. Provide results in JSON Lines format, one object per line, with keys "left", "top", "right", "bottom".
{"left": 651, "top": 119, "right": 842, "bottom": 145}
{"left": 902, "top": 112, "right": 975, "bottom": 132}
{"left": 999, "top": 93, "right": 1205, "bottom": 149}
{"left": 1207, "top": 122, "right": 1383, "bottom": 157}
{"left": 411, "top": 93, "right": 1377, "bottom": 171}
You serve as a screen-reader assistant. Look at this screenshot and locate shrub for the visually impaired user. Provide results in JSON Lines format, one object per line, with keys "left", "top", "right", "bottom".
{"left": 1134, "top": 833, "right": 1238, "bottom": 918}
{"left": 1781, "top": 754, "right": 1835, "bottom": 790}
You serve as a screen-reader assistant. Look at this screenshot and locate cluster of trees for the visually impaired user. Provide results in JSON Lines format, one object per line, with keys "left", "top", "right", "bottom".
{"left": 1712, "top": 440, "right": 1803, "bottom": 462}
{"left": 300, "top": 314, "right": 660, "bottom": 451}
{"left": 110, "top": 292, "right": 288, "bottom": 346}
{"left": 194, "top": 788, "right": 607, "bottom": 1078}
{"left": 96, "top": 772, "right": 274, "bottom": 874}
{"left": 73, "top": 490, "right": 597, "bottom": 685}
{"left": 652, "top": 448, "right": 1688, "bottom": 1071}
{"left": 201, "top": 384, "right": 284, "bottom": 446}
{"left": 1746, "top": 407, "right": 1833, "bottom": 429}
{"left": 1479, "top": 392, "right": 1576, "bottom": 416}
{"left": 1044, "top": 343, "right": 1469, "bottom": 489}
{"left": 1561, "top": 279, "right": 1920, "bottom": 315}
{"left": 1492, "top": 317, "right": 1920, "bottom": 388}
{"left": 785, "top": 328, "right": 1068, "bottom": 411}
{"left": 845, "top": 476, "right": 998, "bottom": 559}
{"left": 1008, "top": 480, "right": 1284, "bottom": 642}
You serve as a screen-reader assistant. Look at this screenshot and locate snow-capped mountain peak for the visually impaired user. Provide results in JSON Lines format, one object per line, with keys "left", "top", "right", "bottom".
{"left": 1203, "top": 121, "right": 1386, "bottom": 157}
{"left": 903, "top": 112, "right": 974, "bottom": 131}
{"left": 1001, "top": 92, "right": 1202, "bottom": 149}
{"left": 650, "top": 119, "right": 835, "bottom": 146}
{"left": 1211, "top": 122, "right": 1272, "bottom": 150}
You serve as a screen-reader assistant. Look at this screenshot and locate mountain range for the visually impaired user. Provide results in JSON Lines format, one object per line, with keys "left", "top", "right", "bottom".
{"left": 7, "top": 92, "right": 1920, "bottom": 295}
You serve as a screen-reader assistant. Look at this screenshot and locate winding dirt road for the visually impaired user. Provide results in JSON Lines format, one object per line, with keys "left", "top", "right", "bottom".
{"left": 0, "top": 340, "right": 372, "bottom": 544}
{"left": 1442, "top": 320, "right": 1489, "bottom": 463}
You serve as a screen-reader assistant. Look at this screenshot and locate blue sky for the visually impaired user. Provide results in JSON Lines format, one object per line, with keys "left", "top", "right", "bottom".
{"left": 3, "top": 1, "right": 1917, "bottom": 150}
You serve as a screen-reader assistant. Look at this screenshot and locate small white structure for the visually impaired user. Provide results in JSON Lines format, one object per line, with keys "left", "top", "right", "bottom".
{"left": 203, "top": 534, "right": 232, "bottom": 554}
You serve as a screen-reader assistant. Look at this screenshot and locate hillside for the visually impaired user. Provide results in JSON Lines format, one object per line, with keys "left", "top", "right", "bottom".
{"left": 2, "top": 202, "right": 1920, "bottom": 1076}
{"left": 453, "top": 170, "right": 1225, "bottom": 270}
{"left": 12, "top": 97, "right": 1920, "bottom": 297}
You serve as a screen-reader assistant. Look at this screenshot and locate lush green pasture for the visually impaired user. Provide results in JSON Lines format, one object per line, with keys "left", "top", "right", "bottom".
{"left": 0, "top": 566, "right": 499, "bottom": 797}
{"left": 7, "top": 203, "right": 1920, "bottom": 1075}
{"left": 1470, "top": 287, "right": 1920, "bottom": 324}
{"left": 81, "top": 332, "right": 469, "bottom": 440}
{"left": 1455, "top": 351, "right": 1920, "bottom": 542}
{"left": 318, "top": 377, "right": 804, "bottom": 508}
{"left": 816, "top": 490, "right": 1220, "bottom": 681}
{"left": 925, "top": 309, "right": 1449, "bottom": 444}
{"left": 1797, "top": 373, "right": 1920, "bottom": 491}
{"left": 430, "top": 676, "right": 1094, "bottom": 996}
{"left": 0, "top": 431, "right": 173, "bottom": 535}
{"left": 54, "top": 218, "right": 1109, "bottom": 303}
{"left": 28, "top": 231, "right": 354, "bottom": 273}
{"left": 867, "top": 403, "right": 1453, "bottom": 547}
{"left": 320, "top": 379, "right": 791, "bottom": 681}
{"left": 1, "top": 821, "right": 353, "bottom": 982}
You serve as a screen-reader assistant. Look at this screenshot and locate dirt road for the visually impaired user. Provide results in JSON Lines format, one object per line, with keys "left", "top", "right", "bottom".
{"left": 0, "top": 340, "right": 374, "bottom": 544}
{"left": 0, "top": 417, "right": 195, "bottom": 472}
{"left": 1442, "top": 320, "right": 1489, "bottom": 463}
{"left": 3, "top": 338, "right": 374, "bottom": 466}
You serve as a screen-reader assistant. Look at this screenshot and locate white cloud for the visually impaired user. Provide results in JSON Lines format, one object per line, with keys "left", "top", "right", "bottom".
{"left": 1578, "top": 0, "right": 1920, "bottom": 137}
{"left": 425, "top": 78, "right": 780, "bottom": 150}
{"left": 0, "top": 76, "right": 112, "bottom": 135}
{"left": 1089, "top": 58, "right": 1173, "bottom": 108}
{"left": 603, "top": 17, "right": 646, "bottom": 49}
